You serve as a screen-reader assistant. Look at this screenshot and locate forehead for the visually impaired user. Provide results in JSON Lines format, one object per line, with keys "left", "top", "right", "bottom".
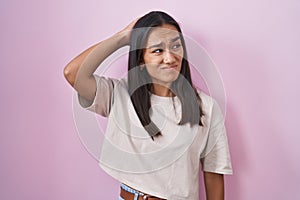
{"left": 146, "top": 25, "right": 180, "bottom": 45}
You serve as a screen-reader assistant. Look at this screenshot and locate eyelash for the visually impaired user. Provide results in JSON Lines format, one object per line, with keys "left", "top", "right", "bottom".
{"left": 152, "top": 44, "right": 182, "bottom": 53}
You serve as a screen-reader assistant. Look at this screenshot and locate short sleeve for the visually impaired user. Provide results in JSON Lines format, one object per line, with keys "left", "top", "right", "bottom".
{"left": 200, "top": 99, "right": 233, "bottom": 175}
{"left": 77, "top": 74, "right": 117, "bottom": 117}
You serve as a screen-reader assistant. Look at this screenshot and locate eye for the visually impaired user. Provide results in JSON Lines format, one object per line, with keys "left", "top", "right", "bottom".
{"left": 172, "top": 43, "right": 182, "bottom": 49}
{"left": 152, "top": 49, "right": 163, "bottom": 53}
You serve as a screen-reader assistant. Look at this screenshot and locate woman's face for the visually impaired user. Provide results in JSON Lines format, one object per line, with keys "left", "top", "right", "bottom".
{"left": 142, "top": 24, "right": 183, "bottom": 87}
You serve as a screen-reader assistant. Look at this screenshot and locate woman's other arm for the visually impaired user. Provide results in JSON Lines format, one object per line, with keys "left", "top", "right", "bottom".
{"left": 204, "top": 172, "right": 224, "bottom": 200}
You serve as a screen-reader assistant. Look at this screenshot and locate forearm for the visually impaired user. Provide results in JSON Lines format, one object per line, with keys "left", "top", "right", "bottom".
{"left": 64, "top": 43, "right": 98, "bottom": 86}
{"left": 76, "top": 32, "right": 127, "bottom": 81}
{"left": 204, "top": 172, "right": 224, "bottom": 200}
{"left": 64, "top": 32, "right": 126, "bottom": 87}
{"left": 63, "top": 18, "right": 137, "bottom": 100}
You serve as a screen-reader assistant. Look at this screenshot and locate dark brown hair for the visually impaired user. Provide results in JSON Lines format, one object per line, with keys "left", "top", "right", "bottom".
{"left": 128, "top": 11, "right": 204, "bottom": 140}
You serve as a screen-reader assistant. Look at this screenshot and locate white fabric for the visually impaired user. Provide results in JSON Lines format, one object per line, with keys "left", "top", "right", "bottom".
{"left": 78, "top": 74, "right": 233, "bottom": 200}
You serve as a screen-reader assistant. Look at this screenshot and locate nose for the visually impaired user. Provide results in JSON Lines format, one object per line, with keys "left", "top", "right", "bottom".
{"left": 163, "top": 50, "right": 176, "bottom": 64}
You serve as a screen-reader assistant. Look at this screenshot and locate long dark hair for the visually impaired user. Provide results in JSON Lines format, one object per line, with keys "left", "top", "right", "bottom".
{"left": 128, "top": 11, "right": 204, "bottom": 140}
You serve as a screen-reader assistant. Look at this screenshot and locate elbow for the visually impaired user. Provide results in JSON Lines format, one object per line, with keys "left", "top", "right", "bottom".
{"left": 63, "top": 65, "right": 75, "bottom": 87}
{"left": 63, "top": 66, "right": 71, "bottom": 79}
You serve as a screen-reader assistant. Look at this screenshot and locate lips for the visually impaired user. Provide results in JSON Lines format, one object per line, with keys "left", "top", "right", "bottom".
{"left": 161, "top": 65, "right": 177, "bottom": 70}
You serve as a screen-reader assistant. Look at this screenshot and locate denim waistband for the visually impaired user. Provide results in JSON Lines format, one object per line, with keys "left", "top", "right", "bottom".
{"left": 120, "top": 183, "right": 145, "bottom": 200}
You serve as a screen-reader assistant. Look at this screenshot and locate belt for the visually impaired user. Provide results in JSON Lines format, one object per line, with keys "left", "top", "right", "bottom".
{"left": 120, "top": 184, "right": 166, "bottom": 200}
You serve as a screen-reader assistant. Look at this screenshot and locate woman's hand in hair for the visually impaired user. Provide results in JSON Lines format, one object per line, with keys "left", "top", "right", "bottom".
{"left": 116, "top": 17, "right": 140, "bottom": 46}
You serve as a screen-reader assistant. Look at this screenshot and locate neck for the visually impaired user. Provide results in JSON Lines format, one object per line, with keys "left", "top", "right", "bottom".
{"left": 150, "top": 83, "right": 175, "bottom": 97}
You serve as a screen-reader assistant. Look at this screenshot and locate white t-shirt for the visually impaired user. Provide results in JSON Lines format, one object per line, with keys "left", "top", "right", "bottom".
{"left": 78, "top": 74, "right": 233, "bottom": 200}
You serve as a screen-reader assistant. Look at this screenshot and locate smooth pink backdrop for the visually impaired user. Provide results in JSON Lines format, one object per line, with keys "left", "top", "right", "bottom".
{"left": 1, "top": 0, "right": 299, "bottom": 199}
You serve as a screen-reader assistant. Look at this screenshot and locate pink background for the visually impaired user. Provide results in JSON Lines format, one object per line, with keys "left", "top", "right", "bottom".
{"left": 1, "top": 0, "right": 300, "bottom": 199}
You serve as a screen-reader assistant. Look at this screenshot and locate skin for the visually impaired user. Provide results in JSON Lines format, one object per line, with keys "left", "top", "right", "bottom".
{"left": 63, "top": 18, "right": 225, "bottom": 200}
{"left": 142, "top": 24, "right": 183, "bottom": 97}
{"left": 204, "top": 172, "right": 225, "bottom": 200}
{"left": 63, "top": 18, "right": 137, "bottom": 100}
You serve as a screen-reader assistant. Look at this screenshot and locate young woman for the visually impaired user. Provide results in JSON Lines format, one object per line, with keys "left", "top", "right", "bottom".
{"left": 64, "top": 11, "right": 232, "bottom": 200}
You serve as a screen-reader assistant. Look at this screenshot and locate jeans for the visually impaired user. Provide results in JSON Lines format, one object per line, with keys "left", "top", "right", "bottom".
{"left": 119, "top": 183, "right": 145, "bottom": 200}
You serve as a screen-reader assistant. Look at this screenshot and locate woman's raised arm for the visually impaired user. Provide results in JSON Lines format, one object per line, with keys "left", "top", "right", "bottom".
{"left": 63, "top": 43, "right": 98, "bottom": 87}
{"left": 63, "top": 18, "right": 138, "bottom": 101}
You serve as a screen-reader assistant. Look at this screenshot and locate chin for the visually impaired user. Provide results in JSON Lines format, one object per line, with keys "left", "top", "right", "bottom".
{"left": 161, "top": 76, "right": 179, "bottom": 85}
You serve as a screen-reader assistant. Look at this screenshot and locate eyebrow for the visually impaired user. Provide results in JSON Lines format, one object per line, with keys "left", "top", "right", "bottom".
{"left": 148, "top": 36, "right": 181, "bottom": 48}
{"left": 170, "top": 36, "right": 181, "bottom": 43}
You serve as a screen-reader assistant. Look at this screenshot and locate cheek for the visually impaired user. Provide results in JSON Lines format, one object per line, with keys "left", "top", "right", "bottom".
{"left": 144, "top": 55, "right": 162, "bottom": 65}
{"left": 145, "top": 64, "right": 159, "bottom": 75}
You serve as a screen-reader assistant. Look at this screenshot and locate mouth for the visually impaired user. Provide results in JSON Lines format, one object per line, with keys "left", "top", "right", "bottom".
{"left": 161, "top": 65, "right": 178, "bottom": 70}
